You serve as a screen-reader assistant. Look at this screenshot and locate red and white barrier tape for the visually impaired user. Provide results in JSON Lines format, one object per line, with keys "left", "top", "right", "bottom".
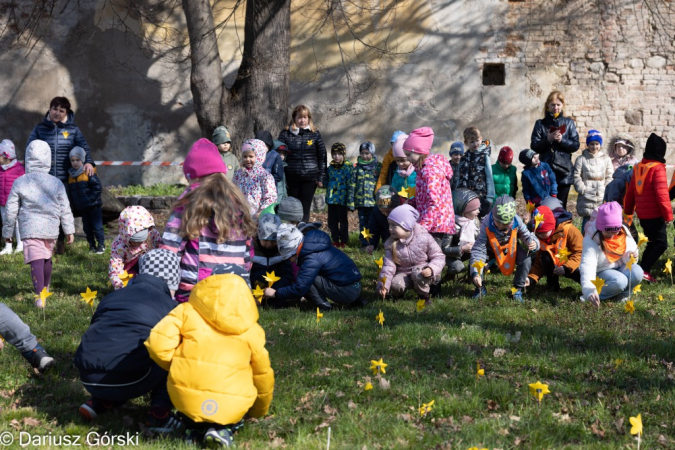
{"left": 93, "top": 161, "right": 183, "bottom": 166}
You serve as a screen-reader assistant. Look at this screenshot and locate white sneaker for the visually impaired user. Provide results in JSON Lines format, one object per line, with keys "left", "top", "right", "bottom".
{"left": 14, "top": 245, "right": 23, "bottom": 254}
{"left": 0, "top": 244, "right": 12, "bottom": 255}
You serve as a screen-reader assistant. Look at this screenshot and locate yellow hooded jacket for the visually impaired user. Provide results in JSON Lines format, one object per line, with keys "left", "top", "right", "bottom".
{"left": 145, "top": 274, "right": 274, "bottom": 424}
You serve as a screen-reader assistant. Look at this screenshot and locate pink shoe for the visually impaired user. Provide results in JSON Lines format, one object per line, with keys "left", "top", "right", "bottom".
{"left": 643, "top": 271, "right": 656, "bottom": 283}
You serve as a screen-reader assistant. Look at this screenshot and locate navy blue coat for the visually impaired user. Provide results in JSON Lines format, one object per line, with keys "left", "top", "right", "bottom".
{"left": 27, "top": 111, "right": 94, "bottom": 182}
{"left": 278, "top": 128, "right": 327, "bottom": 184}
{"left": 604, "top": 165, "right": 633, "bottom": 204}
{"left": 73, "top": 275, "right": 177, "bottom": 384}
{"left": 262, "top": 149, "right": 285, "bottom": 184}
{"left": 367, "top": 207, "right": 390, "bottom": 249}
{"left": 275, "top": 229, "right": 361, "bottom": 301}
{"left": 67, "top": 171, "right": 103, "bottom": 213}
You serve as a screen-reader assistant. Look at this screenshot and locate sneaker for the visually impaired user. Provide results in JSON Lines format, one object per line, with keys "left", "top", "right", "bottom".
{"left": 204, "top": 427, "right": 234, "bottom": 448}
{"left": 471, "top": 286, "right": 487, "bottom": 299}
{"left": 24, "top": 346, "right": 55, "bottom": 373}
{"left": 0, "top": 244, "right": 12, "bottom": 255}
{"left": 78, "top": 398, "right": 115, "bottom": 421}
{"left": 89, "top": 246, "right": 97, "bottom": 253}
{"left": 95, "top": 246, "right": 105, "bottom": 255}
{"left": 643, "top": 271, "right": 656, "bottom": 283}
{"left": 145, "top": 411, "right": 182, "bottom": 434}
{"left": 14, "top": 245, "right": 23, "bottom": 254}
{"left": 512, "top": 289, "right": 524, "bottom": 303}
{"left": 349, "top": 297, "right": 370, "bottom": 308}
{"left": 184, "top": 428, "right": 203, "bottom": 445}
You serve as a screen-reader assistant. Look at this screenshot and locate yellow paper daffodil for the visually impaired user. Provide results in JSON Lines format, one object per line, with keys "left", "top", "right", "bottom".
{"left": 632, "top": 284, "right": 641, "bottom": 295}
{"left": 664, "top": 259, "right": 672, "bottom": 275}
{"left": 263, "top": 271, "right": 281, "bottom": 287}
{"left": 629, "top": 413, "right": 643, "bottom": 436}
{"left": 418, "top": 399, "right": 435, "bottom": 417}
{"left": 34, "top": 287, "right": 52, "bottom": 307}
{"left": 316, "top": 308, "right": 323, "bottom": 324}
{"left": 510, "top": 287, "right": 518, "bottom": 295}
{"left": 472, "top": 260, "right": 486, "bottom": 274}
{"left": 626, "top": 254, "right": 636, "bottom": 271}
{"left": 590, "top": 277, "right": 605, "bottom": 295}
{"left": 376, "top": 310, "right": 385, "bottom": 326}
{"left": 637, "top": 233, "right": 649, "bottom": 248}
{"left": 374, "top": 256, "right": 383, "bottom": 270}
{"left": 252, "top": 285, "right": 265, "bottom": 299}
{"left": 556, "top": 247, "right": 571, "bottom": 264}
{"left": 80, "top": 287, "right": 97, "bottom": 306}
{"left": 534, "top": 213, "right": 545, "bottom": 230}
{"left": 614, "top": 359, "right": 624, "bottom": 369}
{"left": 526, "top": 201, "right": 536, "bottom": 214}
{"left": 119, "top": 271, "right": 134, "bottom": 287}
{"left": 476, "top": 363, "right": 484, "bottom": 380}
{"left": 361, "top": 228, "right": 373, "bottom": 240}
{"left": 406, "top": 186, "right": 416, "bottom": 198}
{"left": 364, "top": 382, "right": 373, "bottom": 391}
{"left": 379, "top": 276, "right": 387, "bottom": 285}
{"left": 416, "top": 299, "right": 426, "bottom": 312}
{"left": 397, "top": 186, "right": 409, "bottom": 198}
{"left": 370, "top": 358, "right": 387, "bottom": 375}
{"left": 659, "top": 295, "right": 664, "bottom": 301}
{"left": 468, "top": 447, "right": 488, "bottom": 450}
{"left": 528, "top": 380, "right": 550, "bottom": 402}
{"left": 624, "top": 300, "right": 635, "bottom": 315}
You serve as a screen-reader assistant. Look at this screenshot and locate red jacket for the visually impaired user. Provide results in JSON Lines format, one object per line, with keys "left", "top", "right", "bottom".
{"left": 0, "top": 161, "right": 25, "bottom": 206}
{"left": 624, "top": 158, "right": 673, "bottom": 221}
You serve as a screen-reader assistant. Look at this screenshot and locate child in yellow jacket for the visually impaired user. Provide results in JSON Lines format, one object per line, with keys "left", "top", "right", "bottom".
{"left": 145, "top": 264, "right": 274, "bottom": 447}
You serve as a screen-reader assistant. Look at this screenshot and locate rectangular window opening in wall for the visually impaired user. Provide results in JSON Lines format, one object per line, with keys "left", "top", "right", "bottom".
{"left": 483, "top": 64, "right": 505, "bottom": 86}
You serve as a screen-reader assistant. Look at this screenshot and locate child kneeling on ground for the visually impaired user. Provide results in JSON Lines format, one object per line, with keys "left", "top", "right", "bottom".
{"left": 470, "top": 195, "right": 538, "bottom": 301}
{"left": 145, "top": 265, "right": 274, "bottom": 447}
{"left": 376, "top": 204, "right": 445, "bottom": 304}
{"left": 442, "top": 188, "right": 481, "bottom": 278}
{"left": 252, "top": 214, "right": 294, "bottom": 307}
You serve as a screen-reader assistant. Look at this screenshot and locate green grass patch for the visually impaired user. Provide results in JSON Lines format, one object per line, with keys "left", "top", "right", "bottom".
{"left": 107, "top": 183, "right": 185, "bottom": 197}
{"left": 1, "top": 231, "right": 674, "bottom": 449}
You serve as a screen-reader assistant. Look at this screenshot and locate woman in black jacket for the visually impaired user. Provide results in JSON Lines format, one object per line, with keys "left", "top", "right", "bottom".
{"left": 530, "top": 90, "right": 580, "bottom": 210}
{"left": 278, "top": 105, "right": 327, "bottom": 222}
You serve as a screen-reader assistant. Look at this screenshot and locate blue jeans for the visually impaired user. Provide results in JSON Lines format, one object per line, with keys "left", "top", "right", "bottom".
{"left": 81, "top": 206, "right": 104, "bottom": 248}
{"left": 81, "top": 364, "right": 171, "bottom": 409}
{"left": 597, "top": 264, "right": 644, "bottom": 300}
{"left": 357, "top": 207, "right": 374, "bottom": 247}
{"left": 581, "top": 216, "right": 590, "bottom": 236}
{"left": 0, "top": 303, "right": 38, "bottom": 353}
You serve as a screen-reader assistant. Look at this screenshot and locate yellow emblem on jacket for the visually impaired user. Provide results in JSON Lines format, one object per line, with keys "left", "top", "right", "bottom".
{"left": 307, "top": 140, "right": 314, "bottom": 146}
{"left": 61, "top": 131, "right": 70, "bottom": 139}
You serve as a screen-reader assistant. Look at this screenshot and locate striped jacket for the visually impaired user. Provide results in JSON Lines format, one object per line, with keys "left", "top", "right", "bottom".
{"left": 160, "top": 204, "right": 252, "bottom": 303}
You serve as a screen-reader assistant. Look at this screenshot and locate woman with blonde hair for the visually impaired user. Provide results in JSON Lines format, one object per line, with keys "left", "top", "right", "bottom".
{"left": 530, "top": 90, "right": 580, "bottom": 210}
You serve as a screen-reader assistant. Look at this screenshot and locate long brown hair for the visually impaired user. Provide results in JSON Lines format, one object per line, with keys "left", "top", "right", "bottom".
{"left": 543, "top": 90, "right": 565, "bottom": 117}
{"left": 175, "top": 173, "right": 256, "bottom": 242}
{"left": 288, "top": 105, "right": 317, "bottom": 132}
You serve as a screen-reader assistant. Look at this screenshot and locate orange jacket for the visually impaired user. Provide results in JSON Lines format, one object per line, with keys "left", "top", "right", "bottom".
{"left": 528, "top": 220, "right": 583, "bottom": 283}
{"left": 375, "top": 149, "right": 395, "bottom": 192}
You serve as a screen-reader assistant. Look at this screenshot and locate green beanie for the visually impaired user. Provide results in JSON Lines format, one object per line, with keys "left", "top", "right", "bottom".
{"left": 212, "top": 126, "right": 232, "bottom": 145}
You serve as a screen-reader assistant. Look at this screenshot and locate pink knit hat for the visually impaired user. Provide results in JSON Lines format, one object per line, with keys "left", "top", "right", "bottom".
{"left": 183, "top": 138, "right": 228, "bottom": 181}
{"left": 402, "top": 127, "right": 434, "bottom": 154}
{"left": 596, "top": 201, "right": 623, "bottom": 232}
{"left": 391, "top": 133, "right": 409, "bottom": 158}
{"left": 388, "top": 204, "right": 420, "bottom": 231}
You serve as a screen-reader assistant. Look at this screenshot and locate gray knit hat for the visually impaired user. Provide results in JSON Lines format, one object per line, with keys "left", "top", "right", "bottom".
{"left": 130, "top": 229, "right": 149, "bottom": 243}
{"left": 277, "top": 224, "right": 304, "bottom": 260}
{"left": 69, "top": 146, "right": 86, "bottom": 162}
{"left": 212, "top": 126, "right": 232, "bottom": 145}
{"left": 277, "top": 197, "right": 304, "bottom": 223}
{"left": 211, "top": 263, "right": 251, "bottom": 288}
{"left": 492, "top": 195, "right": 517, "bottom": 224}
{"left": 359, "top": 141, "right": 376, "bottom": 155}
{"left": 258, "top": 214, "right": 281, "bottom": 241}
{"left": 139, "top": 249, "right": 181, "bottom": 291}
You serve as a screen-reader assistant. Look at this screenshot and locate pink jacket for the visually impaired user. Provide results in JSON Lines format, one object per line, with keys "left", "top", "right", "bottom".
{"left": 408, "top": 154, "right": 455, "bottom": 234}
{"left": 377, "top": 223, "right": 445, "bottom": 292}
{"left": 0, "top": 161, "right": 25, "bottom": 206}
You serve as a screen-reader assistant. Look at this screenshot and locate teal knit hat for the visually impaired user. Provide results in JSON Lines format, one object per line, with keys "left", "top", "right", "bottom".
{"left": 212, "top": 126, "right": 232, "bottom": 145}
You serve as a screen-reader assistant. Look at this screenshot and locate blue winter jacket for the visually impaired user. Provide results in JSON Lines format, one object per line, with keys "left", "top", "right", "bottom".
{"left": 275, "top": 229, "right": 362, "bottom": 301}
{"left": 26, "top": 111, "right": 94, "bottom": 182}
{"left": 521, "top": 162, "right": 558, "bottom": 203}
{"left": 67, "top": 170, "right": 103, "bottom": 213}
{"left": 73, "top": 275, "right": 177, "bottom": 384}
{"left": 603, "top": 164, "right": 633, "bottom": 204}
{"left": 263, "top": 149, "right": 284, "bottom": 184}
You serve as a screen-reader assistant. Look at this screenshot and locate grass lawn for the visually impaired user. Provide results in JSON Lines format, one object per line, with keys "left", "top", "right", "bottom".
{"left": 1, "top": 226, "right": 674, "bottom": 449}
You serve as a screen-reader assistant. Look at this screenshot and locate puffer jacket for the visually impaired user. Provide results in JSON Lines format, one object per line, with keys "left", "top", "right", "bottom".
{"left": 603, "top": 165, "right": 633, "bottom": 204}
{"left": 456, "top": 144, "right": 495, "bottom": 203}
{"left": 407, "top": 154, "right": 456, "bottom": 234}
{"left": 491, "top": 162, "right": 517, "bottom": 198}
{"left": 573, "top": 149, "right": 613, "bottom": 217}
{"left": 274, "top": 229, "right": 362, "bottom": 301}
{"left": 2, "top": 140, "right": 74, "bottom": 240}
{"left": 67, "top": 169, "right": 103, "bottom": 213}
{"left": 109, "top": 206, "right": 161, "bottom": 290}
{"left": 145, "top": 274, "right": 274, "bottom": 424}
{"left": 528, "top": 219, "right": 583, "bottom": 283}
{"left": 377, "top": 223, "right": 445, "bottom": 292}
{"left": 608, "top": 133, "right": 639, "bottom": 171}
{"left": 233, "top": 140, "right": 277, "bottom": 215}
{"left": 278, "top": 128, "right": 327, "bottom": 184}
{"left": 531, "top": 112, "right": 580, "bottom": 185}
{"left": 74, "top": 274, "right": 177, "bottom": 385}
{"left": 521, "top": 162, "right": 558, "bottom": 204}
{"left": 375, "top": 149, "right": 395, "bottom": 192}
{"left": 579, "top": 222, "right": 637, "bottom": 299}
{"left": 0, "top": 161, "right": 25, "bottom": 206}
{"left": 326, "top": 159, "right": 354, "bottom": 206}
{"left": 26, "top": 111, "right": 94, "bottom": 182}
{"left": 350, "top": 157, "right": 382, "bottom": 209}
{"left": 624, "top": 158, "right": 673, "bottom": 221}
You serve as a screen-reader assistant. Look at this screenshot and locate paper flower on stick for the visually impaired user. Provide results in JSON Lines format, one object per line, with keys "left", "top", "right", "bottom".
{"left": 370, "top": 358, "right": 387, "bottom": 375}
{"left": 418, "top": 400, "right": 434, "bottom": 417}
{"left": 406, "top": 186, "right": 416, "bottom": 198}
{"left": 637, "top": 233, "right": 649, "bottom": 248}
{"left": 476, "top": 363, "right": 484, "bottom": 380}
{"left": 629, "top": 413, "right": 643, "bottom": 436}
{"left": 624, "top": 300, "right": 635, "bottom": 315}
{"left": 510, "top": 287, "right": 518, "bottom": 295}
{"left": 416, "top": 299, "right": 426, "bottom": 312}
{"left": 263, "top": 271, "right": 281, "bottom": 287}
{"left": 528, "top": 380, "right": 550, "bottom": 402}
{"left": 252, "top": 285, "right": 265, "bottom": 302}
{"left": 376, "top": 310, "right": 385, "bottom": 326}
{"left": 80, "top": 287, "right": 97, "bottom": 306}
{"left": 626, "top": 254, "right": 636, "bottom": 271}
{"left": 556, "top": 247, "right": 571, "bottom": 264}
{"left": 534, "top": 213, "right": 544, "bottom": 230}
{"left": 659, "top": 295, "right": 664, "bottom": 301}
{"left": 632, "top": 284, "right": 641, "bottom": 295}
{"left": 472, "top": 260, "right": 486, "bottom": 274}
{"left": 590, "top": 277, "right": 605, "bottom": 295}
{"left": 119, "top": 271, "right": 134, "bottom": 287}
{"left": 379, "top": 275, "right": 387, "bottom": 285}
{"left": 397, "top": 186, "right": 409, "bottom": 198}
{"left": 361, "top": 228, "right": 373, "bottom": 240}
{"left": 35, "top": 288, "right": 52, "bottom": 308}
{"left": 664, "top": 259, "right": 672, "bottom": 275}
{"left": 614, "top": 359, "right": 624, "bottom": 369}
{"left": 526, "top": 201, "right": 536, "bottom": 214}
{"left": 316, "top": 308, "right": 323, "bottom": 324}
{"left": 374, "top": 257, "right": 383, "bottom": 270}
{"left": 468, "top": 448, "right": 488, "bottom": 450}
{"left": 364, "top": 382, "right": 373, "bottom": 391}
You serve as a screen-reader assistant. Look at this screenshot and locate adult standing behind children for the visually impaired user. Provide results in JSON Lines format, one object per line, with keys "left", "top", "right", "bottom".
{"left": 278, "top": 105, "right": 327, "bottom": 222}
{"left": 26, "top": 96, "right": 95, "bottom": 254}
{"left": 530, "top": 90, "right": 580, "bottom": 210}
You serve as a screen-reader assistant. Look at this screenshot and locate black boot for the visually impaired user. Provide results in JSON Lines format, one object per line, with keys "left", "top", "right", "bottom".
{"left": 429, "top": 282, "right": 442, "bottom": 298}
